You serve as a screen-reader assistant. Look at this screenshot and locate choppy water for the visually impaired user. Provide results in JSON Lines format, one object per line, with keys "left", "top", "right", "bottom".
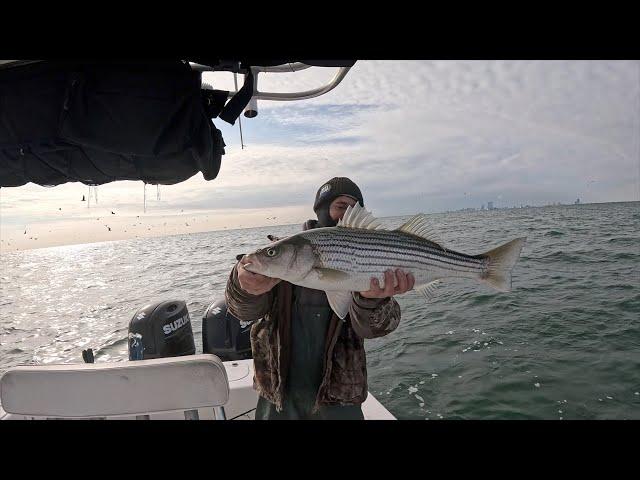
{"left": 1, "top": 202, "right": 639, "bottom": 419}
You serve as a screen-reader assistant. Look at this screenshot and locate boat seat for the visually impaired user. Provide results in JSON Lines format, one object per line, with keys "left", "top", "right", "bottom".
{"left": 0, "top": 354, "right": 229, "bottom": 419}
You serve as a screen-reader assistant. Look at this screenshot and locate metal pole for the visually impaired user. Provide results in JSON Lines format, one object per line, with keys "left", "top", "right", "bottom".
{"left": 213, "top": 406, "right": 227, "bottom": 420}
{"left": 233, "top": 72, "right": 245, "bottom": 149}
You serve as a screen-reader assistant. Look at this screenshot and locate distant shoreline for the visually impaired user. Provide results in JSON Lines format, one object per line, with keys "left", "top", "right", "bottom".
{"left": 1, "top": 200, "right": 638, "bottom": 254}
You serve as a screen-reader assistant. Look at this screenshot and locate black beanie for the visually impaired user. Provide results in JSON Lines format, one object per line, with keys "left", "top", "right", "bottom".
{"left": 313, "top": 177, "right": 364, "bottom": 227}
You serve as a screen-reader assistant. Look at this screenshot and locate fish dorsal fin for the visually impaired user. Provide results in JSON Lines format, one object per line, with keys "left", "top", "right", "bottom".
{"left": 396, "top": 214, "right": 445, "bottom": 249}
{"left": 337, "top": 203, "right": 384, "bottom": 230}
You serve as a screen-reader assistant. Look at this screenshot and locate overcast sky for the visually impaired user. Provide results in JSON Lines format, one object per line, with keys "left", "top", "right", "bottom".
{"left": 1, "top": 60, "right": 639, "bottom": 234}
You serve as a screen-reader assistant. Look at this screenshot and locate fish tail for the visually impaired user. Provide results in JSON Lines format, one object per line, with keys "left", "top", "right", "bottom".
{"left": 480, "top": 237, "right": 526, "bottom": 292}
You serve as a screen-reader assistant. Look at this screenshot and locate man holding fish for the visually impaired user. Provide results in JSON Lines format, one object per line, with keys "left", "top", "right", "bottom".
{"left": 225, "top": 177, "right": 524, "bottom": 419}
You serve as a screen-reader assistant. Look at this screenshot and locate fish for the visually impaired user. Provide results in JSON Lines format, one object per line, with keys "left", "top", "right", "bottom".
{"left": 242, "top": 203, "right": 526, "bottom": 319}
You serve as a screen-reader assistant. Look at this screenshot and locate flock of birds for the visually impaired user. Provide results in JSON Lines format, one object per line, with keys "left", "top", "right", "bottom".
{"left": 2, "top": 193, "right": 282, "bottom": 249}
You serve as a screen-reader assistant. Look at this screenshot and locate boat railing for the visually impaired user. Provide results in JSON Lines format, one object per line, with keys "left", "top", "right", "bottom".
{"left": 196, "top": 62, "right": 354, "bottom": 117}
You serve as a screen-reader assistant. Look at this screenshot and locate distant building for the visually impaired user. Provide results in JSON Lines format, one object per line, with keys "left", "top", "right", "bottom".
{"left": 481, "top": 204, "right": 485, "bottom": 210}
{"left": 487, "top": 201, "right": 494, "bottom": 210}
{"left": 575, "top": 198, "right": 580, "bottom": 204}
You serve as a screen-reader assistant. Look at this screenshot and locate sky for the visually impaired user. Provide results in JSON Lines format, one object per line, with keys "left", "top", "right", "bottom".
{"left": 1, "top": 60, "right": 639, "bottom": 250}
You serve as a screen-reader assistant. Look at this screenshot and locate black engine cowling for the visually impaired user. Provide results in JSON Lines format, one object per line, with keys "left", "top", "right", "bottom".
{"left": 128, "top": 300, "right": 195, "bottom": 360}
{"left": 202, "top": 298, "right": 253, "bottom": 361}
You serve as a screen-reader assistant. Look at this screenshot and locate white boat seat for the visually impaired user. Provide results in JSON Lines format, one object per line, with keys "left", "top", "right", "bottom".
{"left": 0, "top": 354, "right": 229, "bottom": 419}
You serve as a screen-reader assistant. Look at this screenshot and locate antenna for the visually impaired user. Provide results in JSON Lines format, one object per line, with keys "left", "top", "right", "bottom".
{"left": 233, "top": 72, "right": 245, "bottom": 149}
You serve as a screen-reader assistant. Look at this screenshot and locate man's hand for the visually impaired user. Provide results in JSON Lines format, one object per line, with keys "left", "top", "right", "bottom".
{"left": 237, "top": 255, "right": 281, "bottom": 295}
{"left": 359, "top": 269, "right": 415, "bottom": 299}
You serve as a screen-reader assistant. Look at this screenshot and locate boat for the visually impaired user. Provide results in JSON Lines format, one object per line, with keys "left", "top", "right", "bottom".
{"left": 0, "top": 356, "right": 395, "bottom": 420}
{"left": 0, "top": 59, "right": 396, "bottom": 420}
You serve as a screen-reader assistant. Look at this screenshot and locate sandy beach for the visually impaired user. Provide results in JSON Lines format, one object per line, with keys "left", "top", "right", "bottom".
{"left": 0, "top": 205, "right": 310, "bottom": 252}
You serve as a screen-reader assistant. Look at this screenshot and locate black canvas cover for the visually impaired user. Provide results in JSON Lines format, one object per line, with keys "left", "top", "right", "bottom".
{"left": 0, "top": 61, "right": 226, "bottom": 187}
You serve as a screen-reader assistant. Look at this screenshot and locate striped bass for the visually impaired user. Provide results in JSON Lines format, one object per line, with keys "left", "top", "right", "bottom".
{"left": 243, "top": 203, "right": 526, "bottom": 319}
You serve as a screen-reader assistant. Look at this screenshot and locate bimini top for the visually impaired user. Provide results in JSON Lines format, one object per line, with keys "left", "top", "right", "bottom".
{"left": 0, "top": 59, "right": 355, "bottom": 188}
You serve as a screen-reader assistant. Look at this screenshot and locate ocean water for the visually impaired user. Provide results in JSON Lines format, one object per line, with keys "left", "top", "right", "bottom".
{"left": 1, "top": 201, "right": 638, "bottom": 419}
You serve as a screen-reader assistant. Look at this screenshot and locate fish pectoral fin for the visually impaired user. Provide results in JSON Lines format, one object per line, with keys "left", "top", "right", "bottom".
{"left": 414, "top": 280, "right": 442, "bottom": 301}
{"left": 325, "top": 290, "right": 353, "bottom": 320}
{"left": 313, "top": 267, "right": 350, "bottom": 281}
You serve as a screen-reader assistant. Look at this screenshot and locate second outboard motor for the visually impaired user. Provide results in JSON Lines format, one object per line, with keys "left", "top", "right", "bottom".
{"left": 202, "top": 298, "right": 253, "bottom": 361}
{"left": 128, "top": 300, "right": 195, "bottom": 360}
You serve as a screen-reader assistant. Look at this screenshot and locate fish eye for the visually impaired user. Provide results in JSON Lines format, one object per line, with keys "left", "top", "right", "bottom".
{"left": 266, "top": 247, "right": 278, "bottom": 257}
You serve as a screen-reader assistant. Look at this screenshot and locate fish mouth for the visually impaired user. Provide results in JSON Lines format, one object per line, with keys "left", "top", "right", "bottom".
{"left": 242, "top": 262, "right": 257, "bottom": 273}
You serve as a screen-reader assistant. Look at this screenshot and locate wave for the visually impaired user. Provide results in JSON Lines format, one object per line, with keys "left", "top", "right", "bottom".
{"left": 607, "top": 237, "right": 639, "bottom": 245}
{"left": 612, "top": 252, "right": 638, "bottom": 261}
{"left": 539, "top": 251, "right": 582, "bottom": 262}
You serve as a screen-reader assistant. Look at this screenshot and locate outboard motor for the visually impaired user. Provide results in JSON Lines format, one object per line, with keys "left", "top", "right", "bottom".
{"left": 128, "top": 300, "right": 195, "bottom": 360}
{"left": 202, "top": 298, "right": 253, "bottom": 361}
